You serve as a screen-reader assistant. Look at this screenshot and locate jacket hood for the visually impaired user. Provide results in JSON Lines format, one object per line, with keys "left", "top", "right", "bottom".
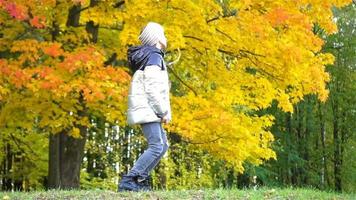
{"left": 127, "top": 45, "right": 165, "bottom": 73}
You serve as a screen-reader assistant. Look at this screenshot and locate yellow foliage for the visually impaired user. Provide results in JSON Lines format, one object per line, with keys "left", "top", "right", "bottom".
{"left": 70, "top": 127, "right": 81, "bottom": 139}
{"left": 115, "top": 0, "right": 351, "bottom": 169}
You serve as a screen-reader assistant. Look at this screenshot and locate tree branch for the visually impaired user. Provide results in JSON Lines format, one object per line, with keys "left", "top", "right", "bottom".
{"left": 183, "top": 35, "right": 204, "bottom": 42}
{"left": 73, "top": 6, "right": 90, "bottom": 15}
{"left": 239, "top": 49, "right": 265, "bottom": 57}
{"left": 246, "top": 56, "right": 283, "bottom": 81}
{"left": 9, "top": 133, "right": 46, "bottom": 162}
{"left": 167, "top": 66, "right": 198, "bottom": 96}
{"left": 113, "top": 0, "right": 125, "bottom": 8}
{"left": 182, "top": 136, "right": 223, "bottom": 145}
{"left": 206, "top": 10, "right": 237, "bottom": 23}
{"left": 75, "top": 24, "right": 123, "bottom": 31}
{"left": 218, "top": 49, "right": 242, "bottom": 59}
{"left": 216, "top": 28, "right": 237, "bottom": 42}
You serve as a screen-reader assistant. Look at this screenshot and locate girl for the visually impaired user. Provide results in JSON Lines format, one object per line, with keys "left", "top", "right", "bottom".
{"left": 118, "top": 22, "right": 171, "bottom": 192}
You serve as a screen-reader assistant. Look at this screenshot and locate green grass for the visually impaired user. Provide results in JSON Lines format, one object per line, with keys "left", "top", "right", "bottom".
{"left": 0, "top": 188, "right": 354, "bottom": 200}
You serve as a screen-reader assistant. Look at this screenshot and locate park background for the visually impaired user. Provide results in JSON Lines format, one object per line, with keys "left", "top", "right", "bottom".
{"left": 0, "top": 0, "right": 355, "bottom": 196}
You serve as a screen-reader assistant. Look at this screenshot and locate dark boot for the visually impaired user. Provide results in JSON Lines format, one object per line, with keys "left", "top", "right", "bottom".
{"left": 135, "top": 175, "right": 152, "bottom": 191}
{"left": 118, "top": 175, "right": 140, "bottom": 192}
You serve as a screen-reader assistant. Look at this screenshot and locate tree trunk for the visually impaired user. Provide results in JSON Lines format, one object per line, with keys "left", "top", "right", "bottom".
{"left": 2, "top": 143, "right": 12, "bottom": 190}
{"left": 48, "top": 128, "right": 87, "bottom": 189}
{"left": 318, "top": 102, "right": 328, "bottom": 189}
{"left": 48, "top": 94, "right": 88, "bottom": 189}
{"left": 48, "top": 133, "right": 60, "bottom": 188}
{"left": 59, "top": 131, "right": 86, "bottom": 188}
{"left": 293, "top": 104, "right": 303, "bottom": 186}
{"left": 332, "top": 92, "right": 342, "bottom": 191}
{"left": 47, "top": 0, "right": 100, "bottom": 189}
{"left": 285, "top": 113, "right": 292, "bottom": 185}
{"left": 86, "top": 132, "right": 94, "bottom": 175}
{"left": 333, "top": 111, "right": 342, "bottom": 192}
{"left": 332, "top": 51, "right": 342, "bottom": 192}
{"left": 303, "top": 99, "right": 312, "bottom": 185}
{"left": 66, "top": 4, "right": 81, "bottom": 27}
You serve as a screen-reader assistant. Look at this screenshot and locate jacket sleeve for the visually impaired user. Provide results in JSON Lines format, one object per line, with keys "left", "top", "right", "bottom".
{"left": 143, "top": 65, "right": 168, "bottom": 118}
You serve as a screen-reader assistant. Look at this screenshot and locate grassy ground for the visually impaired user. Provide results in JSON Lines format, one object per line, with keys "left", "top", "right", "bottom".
{"left": 0, "top": 188, "right": 354, "bottom": 200}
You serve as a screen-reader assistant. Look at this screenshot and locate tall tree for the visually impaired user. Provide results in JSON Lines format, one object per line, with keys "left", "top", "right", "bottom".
{"left": 324, "top": 4, "right": 356, "bottom": 192}
{"left": 0, "top": 0, "right": 130, "bottom": 189}
{"left": 245, "top": 3, "right": 355, "bottom": 192}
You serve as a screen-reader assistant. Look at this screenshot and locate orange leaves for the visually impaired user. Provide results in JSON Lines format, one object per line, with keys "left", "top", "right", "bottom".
{"left": 2, "top": 38, "right": 129, "bottom": 105}
{"left": 78, "top": 67, "right": 130, "bottom": 103}
{"left": 0, "top": 0, "right": 129, "bottom": 153}
{"left": 80, "top": 84, "right": 105, "bottom": 102}
{"left": 9, "top": 40, "right": 67, "bottom": 65}
{"left": 4, "top": 2, "right": 28, "bottom": 20}
{"left": 0, "top": 60, "right": 11, "bottom": 76}
{"left": 39, "top": 66, "right": 53, "bottom": 79}
{"left": 30, "top": 16, "right": 46, "bottom": 29}
{"left": 40, "top": 78, "right": 62, "bottom": 90}
{"left": 58, "top": 47, "right": 103, "bottom": 74}
{"left": 10, "top": 69, "right": 30, "bottom": 88}
{"left": 39, "top": 68, "right": 62, "bottom": 90}
{"left": 266, "top": 8, "right": 290, "bottom": 27}
{"left": 0, "top": 0, "right": 47, "bottom": 29}
{"left": 0, "top": 60, "right": 28, "bottom": 88}
{"left": 265, "top": 7, "right": 312, "bottom": 30}
{"left": 43, "top": 43, "right": 63, "bottom": 58}
{"left": 107, "top": 67, "right": 131, "bottom": 84}
{"left": 72, "top": 0, "right": 86, "bottom": 5}
{"left": 85, "top": 66, "right": 130, "bottom": 85}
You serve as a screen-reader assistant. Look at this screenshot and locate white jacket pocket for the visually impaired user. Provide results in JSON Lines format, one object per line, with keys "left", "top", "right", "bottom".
{"left": 143, "top": 65, "right": 168, "bottom": 117}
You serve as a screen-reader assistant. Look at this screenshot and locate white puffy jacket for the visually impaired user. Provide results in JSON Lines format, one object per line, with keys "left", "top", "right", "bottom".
{"left": 127, "top": 65, "right": 171, "bottom": 125}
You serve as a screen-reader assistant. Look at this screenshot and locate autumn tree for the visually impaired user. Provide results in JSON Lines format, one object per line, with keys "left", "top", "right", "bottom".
{"left": 0, "top": 0, "right": 130, "bottom": 189}
{"left": 118, "top": 0, "right": 352, "bottom": 171}
{"left": 237, "top": 3, "right": 356, "bottom": 192}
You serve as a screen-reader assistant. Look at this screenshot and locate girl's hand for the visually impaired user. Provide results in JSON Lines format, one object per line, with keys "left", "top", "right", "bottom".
{"left": 161, "top": 116, "right": 169, "bottom": 124}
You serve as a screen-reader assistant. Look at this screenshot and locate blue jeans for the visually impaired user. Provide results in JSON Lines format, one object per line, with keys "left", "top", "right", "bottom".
{"left": 128, "top": 122, "right": 169, "bottom": 178}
